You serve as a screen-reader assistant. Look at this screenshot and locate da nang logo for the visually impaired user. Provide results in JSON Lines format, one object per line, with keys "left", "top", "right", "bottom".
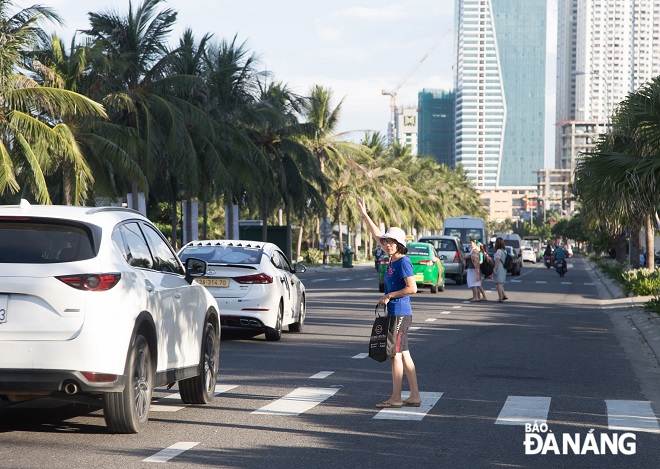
{"left": 524, "top": 421, "right": 636, "bottom": 455}
{"left": 374, "top": 325, "right": 383, "bottom": 334}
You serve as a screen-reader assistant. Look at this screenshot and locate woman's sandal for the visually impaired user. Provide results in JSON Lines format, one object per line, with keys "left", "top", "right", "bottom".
{"left": 376, "top": 401, "right": 403, "bottom": 408}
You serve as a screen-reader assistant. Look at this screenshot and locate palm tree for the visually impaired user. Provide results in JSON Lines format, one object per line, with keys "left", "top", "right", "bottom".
{"left": 26, "top": 33, "right": 142, "bottom": 205}
{"left": 0, "top": 1, "right": 106, "bottom": 204}
{"left": 84, "top": 0, "right": 186, "bottom": 216}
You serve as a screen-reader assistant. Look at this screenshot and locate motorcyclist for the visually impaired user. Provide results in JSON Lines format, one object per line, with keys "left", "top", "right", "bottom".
{"left": 544, "top": 244, "right": 553, "bottom": 258}
{"left": 553, "top": 244, "right": 568, "bottom": 275}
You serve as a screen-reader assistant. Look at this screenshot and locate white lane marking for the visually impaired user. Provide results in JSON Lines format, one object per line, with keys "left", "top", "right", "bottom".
{"left": 584, "top": 283, "right": 595, "bottom": 286}
{"left": 310, "top": 371, "right": 334, "bottom": 379}
{"left": 441, "top": 311, "right": 451, "bottom": 315}
{"left": 452, "top": 305, "right": 462, "bottom": 309}
{"left": 252, "top": 387, "right": 340, "bottom": 416}
{"left": 462, "top": 300, "right": 470, "bottom": 304}
{"left": 425, "top": 318, "right": 437, "bottom": 322}
{"left": 151, "top": 384, "right": 237, "bottom": 412}
{"left": 143, "top": 442, "right": 199, "bottom": 463}
{"left": 352, "top": 353, "right": 369, "bottom": 359}
{"left": 311, "top": 278, "right": 328, "bottom": 283}
{"left": 495, "top": 396, "right": 551, "bottom": 426}
{"left": 373, "top": 391, "right": 443, "bottom": 421}
{"left": 409, "top": 327, "right": 421, "bottom": 331}
{"left": 535, "top": 281, "right": 547, "bottom": 284}
{"left": 510, "top": 279, "right": 522, "bottom": 283}
{"left": 561, "top": 282, "right": 571, "bottom": 285}
{"left": 362, "top": 277, "right": 377, "bottom": 281}
{"left": 606, "top": 400, "right": 660, "bottom": 433}
{"left": 337, "top": 278, "right": 351, "bottom": 282}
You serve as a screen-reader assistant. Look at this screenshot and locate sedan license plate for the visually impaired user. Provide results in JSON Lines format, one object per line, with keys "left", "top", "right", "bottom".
{"left": 414, "top": 273, "right": 424, "bottom": 281}
{"left": 0, "top": 295, "right": 7, "bottom": 324}
{"left": 197, "top": 278, "right": 230, "bottom": 288}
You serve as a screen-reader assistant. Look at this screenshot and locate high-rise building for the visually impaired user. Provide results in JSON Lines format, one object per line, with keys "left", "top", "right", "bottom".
{"left": 417, "top": 89, "right": 455, "bottom": 167}
{"left": 394, "top": 107, "right": 418, "bottom": 155}
{"left": 454, "top": 0, "right": 546, "bottom": 189}
{"left": 555, "top": 0, "right": 660, "bottom": 171}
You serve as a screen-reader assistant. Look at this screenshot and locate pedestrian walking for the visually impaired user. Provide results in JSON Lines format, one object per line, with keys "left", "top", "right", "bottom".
{"left": 358, "top": 197, "right": 422, "bottom": 408}
{"left": 467, "top": 238, "right": 482, "bottom": 302}
{"left": 492, "top": 237, "right": 509, "bottom": 302}
{"left": 476, "top": 241, "right": 489, "bottom": 301}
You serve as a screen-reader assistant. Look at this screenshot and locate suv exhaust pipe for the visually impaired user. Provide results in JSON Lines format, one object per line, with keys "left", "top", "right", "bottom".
{"left": 64, "top": 382, "right": 79, "bottom": 395}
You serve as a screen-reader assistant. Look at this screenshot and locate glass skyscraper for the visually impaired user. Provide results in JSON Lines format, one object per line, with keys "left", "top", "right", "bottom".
{"left": 454, "top": 0, "right": 546, "bottom": 189}
{"left": 417, "top": 89, "right": 455, "bottom": 167}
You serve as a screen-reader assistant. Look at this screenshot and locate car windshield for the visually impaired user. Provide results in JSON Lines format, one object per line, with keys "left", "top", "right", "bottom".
{"left": 444, "top": 228, "right": 484, "bottom": 245}
{"left": 406, "top": 245, "right": 431, "bottom": 257}
{"left": 504, "top": 240, "right": 520, "bottom": 249}
{"left": 179, "top": 245, "right": 263, "bottom": 265}
{"left": 0, "top": 220, "right": 95, "bottom": 263}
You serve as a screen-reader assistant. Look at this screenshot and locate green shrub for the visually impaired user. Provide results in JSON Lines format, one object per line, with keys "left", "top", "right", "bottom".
{"left": 305, "top": 248, "right": 323, "bottom": 264}
{"left": 620, "top": 267, "right": 660, "bottom": 296}
{"left": 594, "top": 258, "right": 625, "bottom": 284}
{"left": 643, "top": 297, "right": 660, "bottom": 314}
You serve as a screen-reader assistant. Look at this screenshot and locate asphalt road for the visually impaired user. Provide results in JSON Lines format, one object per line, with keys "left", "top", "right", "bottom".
{"left": 1, "top": 257, "right": 659, "bottom": 468}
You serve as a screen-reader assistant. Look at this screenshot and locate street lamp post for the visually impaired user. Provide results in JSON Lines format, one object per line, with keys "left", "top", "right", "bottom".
{"left": 572, "top": 70, "right": 611, "bottom": 128}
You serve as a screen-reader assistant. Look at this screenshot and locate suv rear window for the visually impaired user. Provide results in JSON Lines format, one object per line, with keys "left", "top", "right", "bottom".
{"left": 407, "top": 245, "right": 431, "bottom": 257}
{"left": 0, "top": 221, "right": 95, "bottom": 263}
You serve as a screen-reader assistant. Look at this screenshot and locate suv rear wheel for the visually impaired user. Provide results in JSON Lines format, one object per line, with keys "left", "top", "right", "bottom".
{"left": 103, "top": 334, "right": 152, "bottom": 434}
{"left": 180, "top": 323, "right": 219, "bottom": 404}
{"left": 265, "top": 303, "right": 283, "bottom": 341}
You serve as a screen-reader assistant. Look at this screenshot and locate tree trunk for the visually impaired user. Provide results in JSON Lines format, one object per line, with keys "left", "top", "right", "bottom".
{"left": 202, "top": 199, "right": 208, "bottom": 240}
{"left": 131, "top": 180, "right": 139, "bottom": 215}
{"left": 647, "top": 215, "right": 655, "bottom": 270}
{"left": 296, "top": 214, "right": 306, "bottom": 262}
{"left": 615, "top": 232, "right": 627, "bottom": 265}
{"left": 261, "top": 195, "right": 269, "bottom": 242}
{"left": 63, "top": 162, "right": 72, "bottom": 206}
{"left": 336, "top": 201, "right": 343, "bottom": 252}
{"left": 285, "top": 204, "right": 293, "bottom": 261}
{"left": 631, "top": 228, "right": 641, "bottom": 268}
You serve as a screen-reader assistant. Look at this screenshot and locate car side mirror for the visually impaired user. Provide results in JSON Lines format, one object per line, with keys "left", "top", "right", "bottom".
{"left": 294, "top": 263, "right": 307, "bottom": 274}
{"left": 184, "top": 257, "right": 207, "bottom": 284}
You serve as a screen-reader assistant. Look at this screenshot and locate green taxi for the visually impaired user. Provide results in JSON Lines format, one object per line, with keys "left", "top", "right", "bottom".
{"left": 378, "top": 242, "right": 445, "bottom": 293}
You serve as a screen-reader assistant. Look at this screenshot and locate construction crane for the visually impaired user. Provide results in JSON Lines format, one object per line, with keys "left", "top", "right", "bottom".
{"left": 382, "top": 31, "right": 450, "bottom": 145}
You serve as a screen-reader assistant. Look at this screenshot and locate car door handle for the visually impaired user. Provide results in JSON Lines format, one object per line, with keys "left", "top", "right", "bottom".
{"left": 145, "top": 285, "right": 154, "bottom": 292}
{"left": 174, "top": 293, "right": 182, "bottom": 299}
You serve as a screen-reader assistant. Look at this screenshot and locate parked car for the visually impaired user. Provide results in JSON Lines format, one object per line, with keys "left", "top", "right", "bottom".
{"left": 178, "top": 240, "right": 306, "bottom": 341}
{"left": 0, "top": 200, "right": 219, "bottom": 433}
{"left": 521, "top": 245, "right": 537, "bottom": 263}
{"left": 417, "top": 235, "right": 465, "bottom": 285}
{"left": 378, "top": 243, "right": 445, "bottom": 293}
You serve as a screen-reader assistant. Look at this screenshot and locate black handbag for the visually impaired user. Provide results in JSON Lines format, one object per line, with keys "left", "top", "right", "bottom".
{"left": 368, "top": 305, "right": 400, "bottom": 362}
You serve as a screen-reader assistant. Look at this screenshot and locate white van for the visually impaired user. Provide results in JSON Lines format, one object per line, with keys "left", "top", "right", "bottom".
{"left": 443, "top": 216, "right": 488, "bottom": 251}
{"left": 494, "top": 233, "right": 523, "bottom": 256}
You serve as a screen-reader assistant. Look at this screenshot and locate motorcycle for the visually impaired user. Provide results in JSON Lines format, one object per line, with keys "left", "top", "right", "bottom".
{"left": 545, "top": 255, "right": 553, "bottom": 269}
{"left": 555, "top": 258, "right": 567, "bottom": 277}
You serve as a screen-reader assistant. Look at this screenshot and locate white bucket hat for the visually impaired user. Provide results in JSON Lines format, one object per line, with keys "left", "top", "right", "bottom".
{"left": 380, "top": 227, "right": 407, "bottom": 247}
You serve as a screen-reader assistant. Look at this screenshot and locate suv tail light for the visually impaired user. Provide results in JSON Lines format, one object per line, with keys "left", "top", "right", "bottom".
{"left": 233, "top": 273, "right": 273, "bottom": 284}
{"left": 56, "top": 273, "right": 121, "bottom": 291}
{"left": 417, "top": 259, "right": 435, "bottom": 266}
{"left": 453, "top": 251, "right": 462, "bottom": 263}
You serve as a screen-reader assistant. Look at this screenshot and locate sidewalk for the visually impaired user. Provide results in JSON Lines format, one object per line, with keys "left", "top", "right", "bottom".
{"left": 590, "top": 262, "right": 660, "bottom": 367}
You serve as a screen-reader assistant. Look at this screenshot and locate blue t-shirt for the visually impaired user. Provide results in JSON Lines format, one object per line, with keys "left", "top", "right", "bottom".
{"left": 384, "top": 256, "right": 414, "bottom": 316}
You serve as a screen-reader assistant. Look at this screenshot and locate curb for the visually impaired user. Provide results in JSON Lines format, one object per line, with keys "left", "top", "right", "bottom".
{"left": 590, "top": 261, "right": 660, "bottom": 367}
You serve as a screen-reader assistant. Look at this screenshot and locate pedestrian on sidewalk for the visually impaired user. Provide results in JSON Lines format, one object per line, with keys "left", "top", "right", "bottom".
{"left": 492, "top": 237, "right": 509, "bottom": 302}
{"left": 358, "top": 197, "right": 422, "bottom": 409}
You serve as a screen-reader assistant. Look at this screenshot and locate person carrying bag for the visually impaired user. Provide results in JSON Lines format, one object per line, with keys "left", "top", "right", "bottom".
{"left": 369, "top": 305, "right": 402, "bottom": 362}
{"left": 358, "top": 197, "right": 422, "bottom": 409}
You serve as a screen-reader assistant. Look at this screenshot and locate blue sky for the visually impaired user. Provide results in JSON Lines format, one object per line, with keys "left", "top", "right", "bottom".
{"left": 47, "top": 0, "right": 555, "bottom": 167}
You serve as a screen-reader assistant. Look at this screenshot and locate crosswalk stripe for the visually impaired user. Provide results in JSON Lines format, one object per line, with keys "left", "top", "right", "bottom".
{"left": 495, "top": 396, "right": 551, "bottom": 426}
{"left": 310, "top": 371, "right": 334, "bottom": 379}
{"left": 409, "top": 327, "right": 421, "bottom": 331}
{"left": 606, "top": 400, "right": 660, "bottom": 433}
{"left": 452, "top": 305, "right": 462, "bottom": 309}
{"left": 373, "top": 391, "right": 443, "bottom": 421}
{"left": 151, "top": 384, "right": 237, "bottom": 412}
{"left": 441, "top": 311, "right": 451, "bottom": 315}
{"left": 352, "top": 352, "right": 368, "bottom": 359}
{"left": 425, "top": 318, "right": 437, "bottom": 322}
{"left": 252, "top": 387, "right": 340, "bottom": 415}
{"left": 143, "top": 442, "right": 199, "bottom": 463}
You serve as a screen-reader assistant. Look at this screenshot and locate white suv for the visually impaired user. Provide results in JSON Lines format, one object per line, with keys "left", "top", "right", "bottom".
{"left": 0, "top": 200, "right": 220, "bottom": 433}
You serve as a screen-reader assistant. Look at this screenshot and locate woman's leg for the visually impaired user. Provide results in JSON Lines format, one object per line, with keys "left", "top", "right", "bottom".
{"left": 387, "top": 353, "right": 404, "bottom": 405}
{"left": 401, "top": 351, "right": 421, "bottom": 403}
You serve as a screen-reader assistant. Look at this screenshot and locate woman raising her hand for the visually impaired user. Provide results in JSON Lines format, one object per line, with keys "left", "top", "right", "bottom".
{"left": 358, "top": 197, "right": 422, "bottom": 408}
